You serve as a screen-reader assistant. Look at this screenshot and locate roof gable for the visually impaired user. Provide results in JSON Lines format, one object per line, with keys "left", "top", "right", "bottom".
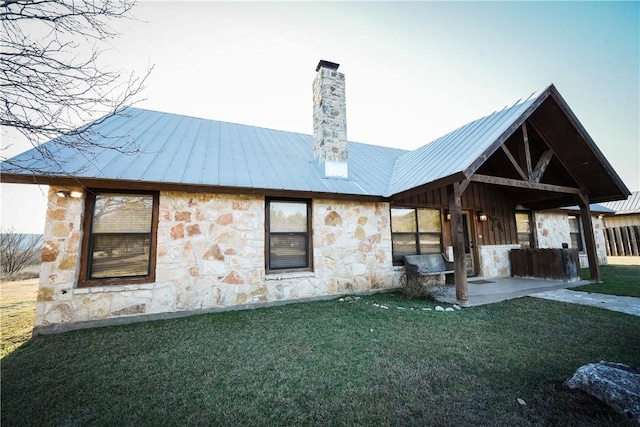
{"left": 386, "top": 87, "right": 549, "bottom": 196}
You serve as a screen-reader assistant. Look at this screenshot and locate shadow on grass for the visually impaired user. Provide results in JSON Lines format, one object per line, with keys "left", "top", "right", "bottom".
{"left": 2, "top": 294, "right": 639, "bottom": 426}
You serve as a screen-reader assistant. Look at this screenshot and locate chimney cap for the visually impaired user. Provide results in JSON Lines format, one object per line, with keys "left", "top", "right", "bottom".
{"left": 316, "top": 60, "right": 340, "bottom": 72}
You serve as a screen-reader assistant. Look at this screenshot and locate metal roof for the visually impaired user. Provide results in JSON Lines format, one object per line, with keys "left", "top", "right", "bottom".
{"left": 560, "top": 204, "right": 616, "bottom": 214}
{"left": 0, "top": 108, "right": 407, "bottom": 197}
{"left": 600, "top": 191, "right": 640, "bottom": 215}
{"left": 386, "top": 87, "right": 548, "bottom": 196}
{"left": 0, "top": 85, "right": 630, "bottom": 205}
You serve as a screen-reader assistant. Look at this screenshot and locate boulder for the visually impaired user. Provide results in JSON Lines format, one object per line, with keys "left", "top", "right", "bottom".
{"left": 565, "top": 361, "right": 640, "bottom": 423}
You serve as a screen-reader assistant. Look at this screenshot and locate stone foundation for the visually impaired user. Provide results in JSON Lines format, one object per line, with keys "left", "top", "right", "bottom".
{"left": 35, "top": 188, "right": 399, "bottom": 333}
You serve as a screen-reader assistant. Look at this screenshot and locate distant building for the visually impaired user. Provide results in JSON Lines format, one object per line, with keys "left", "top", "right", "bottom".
{"left": 601, "top": 191, "right": 640, "bottom": 256}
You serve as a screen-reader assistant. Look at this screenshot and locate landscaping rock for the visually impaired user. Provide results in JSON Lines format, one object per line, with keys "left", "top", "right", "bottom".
{"left": 516, "top": 398, "right": 527, "bottom": 407}
{"left": 445, "top": 307, "right": 454, "bottom": 312}
{"left": 435, "top": 306, "right": 445, "bottom": 312}
{"left": 453, "top": 304, "right": 462, "bottom": 310}
{"left": 564, "top": 361, "right": 640, "bottom": 423}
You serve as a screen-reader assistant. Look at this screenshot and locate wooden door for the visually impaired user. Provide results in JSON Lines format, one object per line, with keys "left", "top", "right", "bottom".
{"left": 461, "top": 212, "right": 476, "bottom": 276}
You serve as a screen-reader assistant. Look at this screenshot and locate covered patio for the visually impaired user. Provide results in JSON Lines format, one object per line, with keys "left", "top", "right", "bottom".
{"left": 389, "top": 85, "right": 630, "bottom": 306}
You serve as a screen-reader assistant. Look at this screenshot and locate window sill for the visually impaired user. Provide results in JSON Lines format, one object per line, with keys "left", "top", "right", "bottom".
{"left": 265, "top": 271, "right": 316, "bottom": 281}
{"left": 75, "top": 282, "right": 156, "bottom": 294}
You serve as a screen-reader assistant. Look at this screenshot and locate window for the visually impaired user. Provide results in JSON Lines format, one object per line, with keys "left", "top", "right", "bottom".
{"left": 515, "top": 211, "right": 534, "bottom": 248}
{"left": 266, "top": 199, "right": 311, "bottom": 272}
{"left": 568, "top": 215, "right": 584, "bottom": 252}
{"left": 390, "top": 208, "right": 442, "bottom": 263}
{"left": 79, "top": 191, "right": 159, "bottom": 287}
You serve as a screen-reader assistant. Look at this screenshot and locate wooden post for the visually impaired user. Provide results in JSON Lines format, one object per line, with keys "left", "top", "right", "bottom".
{"left": 614, "top": 227, "right": 624, "bottom": 256}
{"left": 447, "top": 182, "right": 468, "bottom": 304}
{"left": 630, "top": 227, "right": 640, "bottom": 256}
{"left": 578, "top": 195, "right": 601, "bottom": 282}
{"left": 621, "top": 227, "right": 632, "bottom": 256}
{"left": 603, "top": 227, "right": 612, "bottom": 256}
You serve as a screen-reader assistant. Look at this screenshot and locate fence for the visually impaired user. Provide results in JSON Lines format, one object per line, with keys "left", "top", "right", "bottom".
{"left": 604, "top": 226, "right": 640, "bottom": 256}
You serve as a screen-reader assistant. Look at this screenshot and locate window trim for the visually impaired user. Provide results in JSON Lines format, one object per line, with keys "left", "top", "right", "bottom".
{"left": 265, "top": 197, "right": 313, "bottom": 274}
{"left": 515, "top": 210, "right": 536, "bottom": 249}
{"left": 78, "top": 189, "right": 159, "bottom": 288}
{"left": 390, "top": 207, "right": 443, "bottom": 265}
{"left": 568, "top": 214, "right": 585, "bottom": 253}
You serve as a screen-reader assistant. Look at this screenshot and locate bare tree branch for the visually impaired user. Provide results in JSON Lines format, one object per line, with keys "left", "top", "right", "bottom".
{"left": 0, "top": 0, "right": 153, "bottom": 173}
{"left": 0, "top": 227, "right": 42, "bottom": 274}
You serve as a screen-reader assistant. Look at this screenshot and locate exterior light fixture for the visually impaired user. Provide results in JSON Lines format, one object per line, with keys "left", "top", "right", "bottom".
{"left": 444, "top": 209, "right": 451, "bottom": 221}
{"left": 478, "top": 211, "right": 488, "bottom": 222}
{"left": 55, "top": 190, "right": 82, "bottom": 198}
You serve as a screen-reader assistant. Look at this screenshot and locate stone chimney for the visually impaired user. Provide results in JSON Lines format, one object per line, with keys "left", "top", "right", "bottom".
{"left": 313, "top": 60, "right": 348, "bottom": 178}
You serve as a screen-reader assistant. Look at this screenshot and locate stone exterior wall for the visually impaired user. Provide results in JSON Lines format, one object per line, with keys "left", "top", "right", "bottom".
{"left": 533, "top": 211, "right": 607, "bottom": 268}
{"left": 35, "top": 188, "right": 398, "bottom": 332}
{"left": 477, "top": 244, "right": 521, "bottom": 277}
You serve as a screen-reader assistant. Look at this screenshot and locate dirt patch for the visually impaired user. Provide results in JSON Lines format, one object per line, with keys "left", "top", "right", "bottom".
{"left": 1, "top": 278, "right": 39, "bottom": 304}
{"left": 607, "top": 256, "right": 640, "bottom": 266}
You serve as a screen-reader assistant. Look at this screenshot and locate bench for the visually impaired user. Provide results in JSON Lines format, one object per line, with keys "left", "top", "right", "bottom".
{"left": 403, "top": 254, "right": 455, "bottom": 283}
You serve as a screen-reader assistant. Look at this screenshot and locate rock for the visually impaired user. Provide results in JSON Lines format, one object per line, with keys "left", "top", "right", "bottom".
{"left": 516, "top": 398, "right": 527, "bottom": 407}
{"left": 338, "top": 298, "right": 345, "bottom": 302}
{"left": 344, "top": 296, "right": 353, "bottom": 302}
{"left": 445, "top": 307, "right": 455, "bottom": 312}
{"left": 397, "top": 306, "right": 406, "bottom": 310}
{"left": 422, "top": 308, "right": 432, "bottom": 311}
{"left": 435, "top": 306, "right": 445, "bottom": 312}
{"left": 380, "top": 305, "right": 389, "bottom": 310}
{"left": 453, "top": 304, "right": 462, "bottom": 310}
{"left": 565, "top": 361, "right": 640, "bottom": 423}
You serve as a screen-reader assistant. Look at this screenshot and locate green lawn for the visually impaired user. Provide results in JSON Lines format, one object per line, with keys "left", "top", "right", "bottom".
{"left": 2, "top": 293, "right": 639, "bottom": 426}
{"left": 575, "top": 264, "right": 640, "bottom": 297}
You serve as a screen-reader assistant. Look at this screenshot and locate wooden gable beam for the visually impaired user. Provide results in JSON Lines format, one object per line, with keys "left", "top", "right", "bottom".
{"left": 500, "top": 145, "right": 529, "bottom": 181}
{"left": 469, "top": 173, "right": 583, "bottom": 194}
{"left": 520, "top": 122, "right": 533, "bottom": 180}
{"left": 527, "top": 119, "right": 586, "bottom": 192}
{"left": 531, "top": 149, "right": 554, "bottom": 183}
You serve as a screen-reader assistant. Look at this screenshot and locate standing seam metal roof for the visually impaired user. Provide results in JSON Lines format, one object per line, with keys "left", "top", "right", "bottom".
{"left": 386, "top": 87, "right": 548, "bottom": 196}
{"left": 2, "top": 84, "right": 623, "bottom": 203}
{"left": 600, "top": 191, "right": 640, "bottom": 214}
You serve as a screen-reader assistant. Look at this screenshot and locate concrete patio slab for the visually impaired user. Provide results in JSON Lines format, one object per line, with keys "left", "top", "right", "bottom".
{"left": 529, "top": 289, "right": 640, "bottom": 317}
{"left": 437, "top": 277, "right": 590, "bottom": 307}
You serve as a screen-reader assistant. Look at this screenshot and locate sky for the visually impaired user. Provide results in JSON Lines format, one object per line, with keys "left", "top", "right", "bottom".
{"left": 1, "top": 1, "right": 639, "bottom": 233}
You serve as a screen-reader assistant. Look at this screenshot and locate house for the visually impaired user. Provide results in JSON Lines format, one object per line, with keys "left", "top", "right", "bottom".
{"left": 600, "top": 191, "right": 640, "bottom": 256}
{"left": 0, "top": 60, "right": 630, "bottom": 334}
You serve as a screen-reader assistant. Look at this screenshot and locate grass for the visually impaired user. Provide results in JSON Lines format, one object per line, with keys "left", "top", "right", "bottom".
{"left": 0, "top": 280, "right": 36, "bottom": 358}
{"left": 2, "top": 292, "right": 639, "bottom": 426}
{"left": 574, "top": 264, "right": 640, "bottom": 297}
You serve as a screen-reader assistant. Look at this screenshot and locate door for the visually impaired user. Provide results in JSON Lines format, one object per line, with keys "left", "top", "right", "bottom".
{"left": 461, "top": 212, "right": 476, "bottom": 276}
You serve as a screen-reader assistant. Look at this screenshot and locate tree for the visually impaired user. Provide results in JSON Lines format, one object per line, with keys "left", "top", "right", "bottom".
{"left": 0, "top": 0, "right": 152, "bottom": 170}
{"left": 0, "top": 228, "right": 42, "bottom": 275}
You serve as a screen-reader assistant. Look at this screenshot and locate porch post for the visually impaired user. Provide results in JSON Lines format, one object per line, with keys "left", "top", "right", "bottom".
{"left": 447, "top": 182, "right": 468, "bottom": 304}
{"left": 578, "top": 194, "right": 601, "bottom": 282}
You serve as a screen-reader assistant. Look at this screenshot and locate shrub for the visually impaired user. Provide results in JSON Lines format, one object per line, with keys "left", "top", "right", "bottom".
{"left": 399, "top": 270, "right": 447, "bottom": 301}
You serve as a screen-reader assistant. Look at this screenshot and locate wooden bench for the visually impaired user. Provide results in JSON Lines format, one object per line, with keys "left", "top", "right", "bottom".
{"left": 403, "top": 254, "right": 455, "bottom": 283}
